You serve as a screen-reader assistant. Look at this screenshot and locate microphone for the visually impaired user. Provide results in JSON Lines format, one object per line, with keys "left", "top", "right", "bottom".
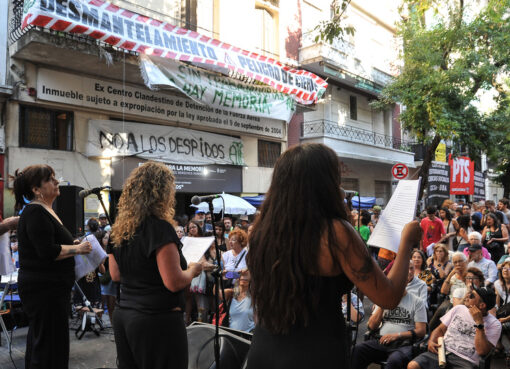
{"left": 191, "top": 194, "right": 221, "bottom": 205}
{"left": 78, "top": 186, "right": 111, "bottom": 198}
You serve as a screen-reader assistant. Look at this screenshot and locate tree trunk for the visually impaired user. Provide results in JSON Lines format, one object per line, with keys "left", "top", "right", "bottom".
{"left": 417, "top": 134, "right": 442, "bottom": 201}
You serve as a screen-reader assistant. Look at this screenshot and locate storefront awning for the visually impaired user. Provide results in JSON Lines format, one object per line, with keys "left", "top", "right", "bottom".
{"left": 22, "top": 0, "right": 328, "bottom": 109}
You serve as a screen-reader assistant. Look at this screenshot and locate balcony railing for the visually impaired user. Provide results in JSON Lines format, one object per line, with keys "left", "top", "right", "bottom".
{"left": 302, "top": 120, "right": 413, "bottom": 152}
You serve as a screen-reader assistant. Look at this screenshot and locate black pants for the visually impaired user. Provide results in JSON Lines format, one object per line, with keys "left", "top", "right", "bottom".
{"left": 20, "top": 291, "right": 71, "bottom": 369}
{"left": 113, "top": 308, "right": 188, "bottom": 369}
{"left": 351, "top": 339, "right": 413, "bottom": 369}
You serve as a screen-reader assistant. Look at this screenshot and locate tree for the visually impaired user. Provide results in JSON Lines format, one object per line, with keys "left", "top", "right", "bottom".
{"left": 314, "top": 0, "right": 355, "bottom": 44}
{"left": 320, "top": 0, "right": 510, "bottom": 200}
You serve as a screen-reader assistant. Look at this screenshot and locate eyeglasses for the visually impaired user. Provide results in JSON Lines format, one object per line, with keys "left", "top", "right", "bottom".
{"left": 189, "top": 226, "right": 198, "bottom": 229}
{"left": 453, "top": 260, "right": 465, "bottom": 264}
{"left": 229, "top": 238, "right": 238, "bottom": 242}
{"left": 502, "top": 267, "right": 510, "bottom": 272}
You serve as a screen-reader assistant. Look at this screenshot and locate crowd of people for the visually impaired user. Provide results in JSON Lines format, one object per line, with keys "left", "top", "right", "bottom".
{"left": 8, "top": 145, "right": 510, "bottom": 369}
{"left": 348, "top": 199, "right": 510, "bottom": 369}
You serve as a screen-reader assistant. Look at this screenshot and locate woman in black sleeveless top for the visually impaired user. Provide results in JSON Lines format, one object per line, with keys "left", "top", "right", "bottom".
{"left": 246, "top": 144, "right": 422, "bottom": 369}
{"left": 13, "top": 165, "right": 92, "bottom": 369}
{"left": 108, "top": 161, "right": 203, "bottom": 369}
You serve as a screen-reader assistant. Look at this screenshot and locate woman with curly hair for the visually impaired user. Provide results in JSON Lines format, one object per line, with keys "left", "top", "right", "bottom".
{"left": 108, "top": 161, "right": 203, "bottom": 369}
{"left": 245, "top": 144, "right": 422, "bottom": 369}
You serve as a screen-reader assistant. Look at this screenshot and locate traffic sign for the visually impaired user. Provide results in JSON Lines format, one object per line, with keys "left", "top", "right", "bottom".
{"left": 392, "top": 163, "right": 409, "bottom": 180}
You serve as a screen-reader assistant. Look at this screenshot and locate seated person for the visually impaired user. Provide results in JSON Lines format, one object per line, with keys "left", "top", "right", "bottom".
{"left": 342, "top": 290, "right": 364, "bottom": 323}
{"left": 352, "top": 262, "right": 427, "bottom": 369}
{"left": 462, "top": 231, "right": 491, "bottom": 260}
{"left": 408, "top": 287, "right": 501, "bottom": 369}
{"left": 467, "top": 244, "right": 498, "bottom": 286}
{"left": 452, "top": 267, "right": 485, "bottom": 306}
{"left": 429, "top": 252, "right": 467, "bottom": 331}
{"left": 220, "top": 270, "right": 254, "bottom": 333}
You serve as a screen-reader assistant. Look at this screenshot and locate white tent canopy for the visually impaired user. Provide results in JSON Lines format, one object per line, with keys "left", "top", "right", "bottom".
{"left": 190, "top": 193, "right": 256, "bottom": 215}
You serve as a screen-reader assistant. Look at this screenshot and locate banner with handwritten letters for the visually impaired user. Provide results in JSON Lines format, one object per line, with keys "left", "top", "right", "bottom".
{"left": 139, "top": 55, "right": 296, "bottom": 122}
{"left": 22, "top": 0, "right": 328, "bottom": 104}
{"left": 86, "top": 119, "right": 245, "bottom": 166}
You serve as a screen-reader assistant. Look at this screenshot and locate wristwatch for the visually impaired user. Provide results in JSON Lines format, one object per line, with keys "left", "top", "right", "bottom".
{"left": 474, "top": 324, "right": 485, "bottom": 330}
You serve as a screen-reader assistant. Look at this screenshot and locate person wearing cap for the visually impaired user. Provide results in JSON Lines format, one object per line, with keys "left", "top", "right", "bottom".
{"left": 408, "top": 286, "right": 501, "bottom": 369}
{"left": 98, "top": 213, "right": 111, "bottom": 232}
{"left": 239, "top": 215, "right": 250, "bottom": 228}
{"left": 467, "top": 244, "right": 498, "bottom": 286}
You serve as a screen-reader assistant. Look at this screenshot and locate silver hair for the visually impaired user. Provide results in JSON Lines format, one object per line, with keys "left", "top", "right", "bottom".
{"left": 468, "top": 231, "right": 482, "bottom": 242}
{"left": 452, "top": 251, "right": 467, "bottom": 261}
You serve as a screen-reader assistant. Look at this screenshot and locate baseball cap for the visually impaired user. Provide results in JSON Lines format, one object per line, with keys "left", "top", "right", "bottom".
{"left": 473, "top": 286, "right": 496, "bottom": 310}
{"left": 99, "top": 213, "right": 107, "bottom": 219}
{"left": 468, "top": 244, "right": 482, "bottom": 252}
{"left": 195, "top": 210, "right": 205, "bottom": 215}
{"left": 240, "top": 215, "right": 249, "bottom": 221}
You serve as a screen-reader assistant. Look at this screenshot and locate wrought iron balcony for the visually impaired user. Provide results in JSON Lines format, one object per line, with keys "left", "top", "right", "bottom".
{"left": 302, "top": 120, "right": 413, "bottom": 152}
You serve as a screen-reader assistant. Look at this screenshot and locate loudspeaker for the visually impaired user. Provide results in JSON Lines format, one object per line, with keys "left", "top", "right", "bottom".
{"left": 187, "top": 323, "right": 251, "bottom": 369}
{"left": 53, "top": 185, "right": 84, "bottom": 237}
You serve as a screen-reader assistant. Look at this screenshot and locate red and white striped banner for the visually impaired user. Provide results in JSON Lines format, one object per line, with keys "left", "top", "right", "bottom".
{"left": 22, "top": 0, "right": 328, "bottom": 104}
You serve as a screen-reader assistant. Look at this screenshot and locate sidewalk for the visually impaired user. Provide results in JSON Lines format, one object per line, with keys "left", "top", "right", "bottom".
{"left": 0, "top": 315, "right": 117, "bottom": 369}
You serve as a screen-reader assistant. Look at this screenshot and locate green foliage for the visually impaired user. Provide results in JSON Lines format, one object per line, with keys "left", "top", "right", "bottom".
{"left": 314, "top": 0, "right": 355, "bottom": 44}
{"left": 372, "top": 0, "right": 510, "bottom": 165}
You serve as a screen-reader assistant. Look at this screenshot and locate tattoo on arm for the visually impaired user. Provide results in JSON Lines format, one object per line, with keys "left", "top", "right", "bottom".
{"left": 351, "top": 256, "right": 374, "bottom": 282}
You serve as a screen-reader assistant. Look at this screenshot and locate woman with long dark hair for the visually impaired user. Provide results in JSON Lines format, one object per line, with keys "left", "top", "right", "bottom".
{"left": 13, "top": 165, "right": 92, "bottom": 369}
{"left": 456, "top": 214, "right": 473, "bottom": 252}
{"left": 245, "top": 144, "right": 422, "bottom": 368}
{"left": 482, "top": 212, "right": 508, "bottom": 264}
{"left": 108, "top": 162, "right": 203, "bottom": 369}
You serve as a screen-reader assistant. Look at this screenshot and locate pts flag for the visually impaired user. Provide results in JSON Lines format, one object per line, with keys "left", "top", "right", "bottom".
{"left": 448, "top": 154, "right": 474, "bottom": 195}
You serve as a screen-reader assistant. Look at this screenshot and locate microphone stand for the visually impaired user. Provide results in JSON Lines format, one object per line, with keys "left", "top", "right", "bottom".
{"left": 206, "top": 198, "right": 227, "bottom": 369}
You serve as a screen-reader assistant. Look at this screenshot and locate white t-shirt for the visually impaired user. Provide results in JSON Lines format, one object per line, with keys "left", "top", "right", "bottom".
{"left": 494, "top": 280, "right": 510, "bottom": 306}
{"left": 448, "top": 275, "right": 467, "bottom": 303}
{"left": 379, "top": 292, "right": 427, "bottom": 336}
{"left": 441, "top": 305, "right": 502, "bottom": 364}
{"left": 223, "top": 249, "right": 248, "bottom": 272}
{"left": 406, "top": 277, "right": 429, "bottom": 308}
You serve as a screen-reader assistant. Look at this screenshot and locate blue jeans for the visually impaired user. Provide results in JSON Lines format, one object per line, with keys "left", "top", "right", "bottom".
{"left": 351, "top": 339, "right": 413, "bottom": 369}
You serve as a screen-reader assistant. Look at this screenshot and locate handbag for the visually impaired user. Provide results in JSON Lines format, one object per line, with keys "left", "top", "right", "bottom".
{"left": 497, "top": 284, "right": 510, "bottom": 319}
{"left": 223, "top": 250, "right": 246, "bottom": 288}
{"left": 190, "top": 271, "right": 207, "bottom": 294}
{"left": 99, "top": 269, "right": 111, "bottom": 285}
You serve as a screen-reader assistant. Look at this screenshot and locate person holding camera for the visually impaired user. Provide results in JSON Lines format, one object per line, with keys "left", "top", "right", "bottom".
{"left": 222, "top": 228, "right": 248, "bottom": 287}
{"left": 13, "top": 165, "right": 92, "bottom": 369}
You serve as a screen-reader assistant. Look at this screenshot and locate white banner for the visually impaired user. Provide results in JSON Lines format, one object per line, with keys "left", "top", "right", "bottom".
{"left": 140, "top": 55, "right": 295, "bottom": 122}
{"left": 87, "top": 119, "right": 245, "bottom": 166}
{"left": 37, "top": 68, "right": 285, "bottom": 138}
{"left": 22, "top": 0, "right": 327, "bottom": 104}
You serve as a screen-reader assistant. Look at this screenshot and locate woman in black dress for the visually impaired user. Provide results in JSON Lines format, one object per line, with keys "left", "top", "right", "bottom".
{"left": 246, "top": 144, "right": 422, "bottom": 368}
{"left": 108, "top": 161, "right": 203, "bottom": 369}
{"left": 13, "top": 165, "right": 92, "bottom": 369}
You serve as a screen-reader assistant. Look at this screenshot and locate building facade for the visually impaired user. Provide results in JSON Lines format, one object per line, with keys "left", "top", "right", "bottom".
{"left": 295, "top": 0, "right": 415, "bottom": 205}
{"left": 4, "top": 0, "right": 305, "bottom": 218}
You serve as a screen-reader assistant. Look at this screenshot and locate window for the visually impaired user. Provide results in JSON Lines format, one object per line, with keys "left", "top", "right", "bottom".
{"left": 258, "top": 140, "right": 281, "bottom": 168}
{"left": 341, "top": 178, "right": 359, "bottom": 194}
{"left": 20, "top": 106, "right": 73, "bottom": 151}
{"left": 349, "top": 95, "right": 357, "bottom": 120}
{"left": 375, "top": 180, "right": 391, "bottom": 205}
{"left": 181, "top": 0, "right": 197, "bottom": 31}
{"left": 255, "top": 6, "right": 278, "bottom": 57}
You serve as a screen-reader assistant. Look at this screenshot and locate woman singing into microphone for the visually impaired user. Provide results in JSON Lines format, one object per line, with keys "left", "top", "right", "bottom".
{"left": 108, "top": 161, "right": 203, "bottom": 369}
{"left": 246, "top": 144, "right": 422, "bottom": 368}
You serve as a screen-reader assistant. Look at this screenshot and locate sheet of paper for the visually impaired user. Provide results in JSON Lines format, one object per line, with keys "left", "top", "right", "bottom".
{"left": 181, "top": 237, "right": 215, "bottom": 264}
{"left": 367, "top": 179, "right": 421, "bottom": 253}
{"left": 74, "top": 235, "right": 108, "bottom": 281}
{"left": 0, "top": 233, "right": 15, "bottom": 276}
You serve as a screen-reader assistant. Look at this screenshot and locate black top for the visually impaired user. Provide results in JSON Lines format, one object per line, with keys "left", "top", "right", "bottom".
{"left": 17, "top": 203, "right": 75, "bottom": 292}
{"left": 246, "top": 274, "right": 353, "bottom": 369}
{"left": 113, "top": 216, "right": 187, "bottom": 313}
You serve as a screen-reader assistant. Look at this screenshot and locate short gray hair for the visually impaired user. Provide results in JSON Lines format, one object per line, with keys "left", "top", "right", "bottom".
{"left": 468, "top": 231, "right": 482, "bottom": 242}
{"left": 452, "top": 251, "right": 467, "bottom": 261}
